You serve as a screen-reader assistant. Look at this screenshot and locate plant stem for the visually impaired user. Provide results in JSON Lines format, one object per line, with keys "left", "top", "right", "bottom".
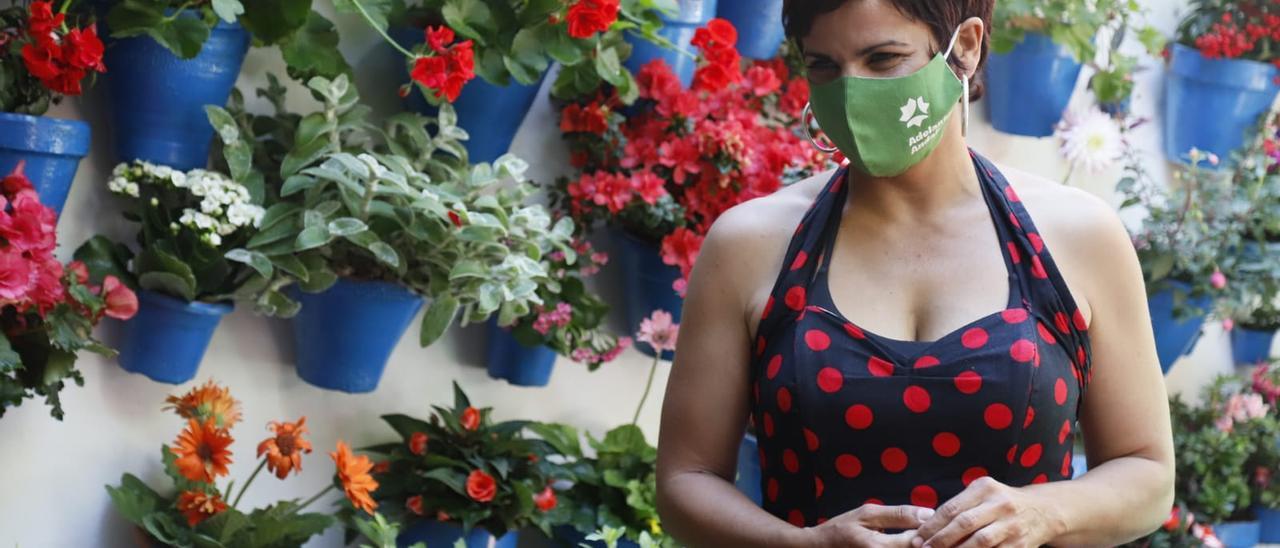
{"left": 1061, "top": 161, "right": 1076, "bottom": 186}
{"left": 163, "top": 1, "right": 196, "bottom": 22}
{"left": 632, "top": 353, "right": 661, "bottom": 425}
{"left": 295, "top": 484, "right": 337, "bottom": 513}
{"left": 231, "top": 459, "right": 267, "bottom": 509}
{"left": 350, "top": 0, "right": 416, "bottom": 58}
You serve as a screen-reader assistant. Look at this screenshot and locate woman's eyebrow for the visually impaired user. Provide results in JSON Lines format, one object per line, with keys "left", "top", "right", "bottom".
{"left": 858, "top": 40, "right": 911, "bottom": 56}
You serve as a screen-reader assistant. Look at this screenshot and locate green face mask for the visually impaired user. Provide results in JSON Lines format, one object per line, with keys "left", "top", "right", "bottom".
{"left": 808, "top": 30, "right": 966, "bottom": 177}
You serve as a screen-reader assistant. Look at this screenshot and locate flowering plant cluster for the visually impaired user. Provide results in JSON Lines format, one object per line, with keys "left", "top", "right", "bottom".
{"left": 552, "top": 22, "right": 831, "bottom": 295}
{"left": 105, "top": 380, "right": 380, "bottom": 546}
{"left": 76, "top": 158, "right": 267, "bottom": 305}
{"left": 362, "top": 382, "right": 570, "bottom": 538}
{"left": 1125, "top": 502, "right": 1225, "bottom": 548}
{"left": 0, "top": 0, "right": 104, "bottom": 114}
{"left": 1178, "top": 0, "right": 1280, "bottom": 63}
{"left": 0, "top": 164, "right": 136, "bottom": 420}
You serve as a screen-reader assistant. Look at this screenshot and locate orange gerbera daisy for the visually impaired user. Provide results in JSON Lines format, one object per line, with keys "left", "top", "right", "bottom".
{"left": 176, "top": 490, "right": 227, "bottom": 527}
{"left": 165, "top": 380, "right": 242, "bottom": 429}
{"left": 171, "top": 419, "right": 234, "bottom": 484}
{"left": 331, "top": 440, "right": 379, "bottom": 515}
{"left": 257, "top": 417, "right": 312, "bottom": 479}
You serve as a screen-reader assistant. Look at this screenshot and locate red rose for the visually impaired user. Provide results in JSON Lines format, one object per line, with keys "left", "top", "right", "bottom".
{"left": 425, "top": 25, "right": 455, "bottom": 53}
{"left": 460, "top": 406, "right": 481, "bottom": 431}
{"left": 408, "top": 432, "right": 428, "bottom": 455}
{"left": 405, "top": 495, "right": 425, "bottom": 515}
{"left": 63, "top": 25, "right": 106, "bottom": 72}
{"left": 565, "top": 0, "right": 620, "bottom": 39}
{"left": 533, "top": 486, "right": 557, "bottom": 512}
{"left": 465, "top": 469, "right": 496, "bottom": 502}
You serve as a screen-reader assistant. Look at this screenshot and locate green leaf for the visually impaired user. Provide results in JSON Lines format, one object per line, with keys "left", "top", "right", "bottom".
{"left": 333, "top": 0, "right": 394, "bottom": 30}
{"left": 367, "top": 242, "right": 401, "bottom": 268}
{"left": 281, "top": 174, "right": 318, "bottom": 197}
{"left": 527, "top": 422, "right": 583, "bottom": 458}
{"left": 441, "top": 0, "right": 494, "bottom": 45}
{"left": 328, "top": 217, "right": 368, "bottom": 236}
{"left": 152, "top": 14, "right": 212, "bottom": 60}
{"left": 108, "top": 1, "right": 211, "bottom": 59}
{"left": 280, "top": 12, "right": 352, "bottom": 80}
{"left": 420, "top": 294, "right": 459, "bottom": 346}
{"left": 211, "top": 0, "right": 245, "bottom": 23}
{"left": 282, "top": 136, "right": 331, "bottom": 179}
{"left": 135, "top": 248, "right": 199, "bottom": 301}
{"left": 543, "top": 27, "right": 584, "bottom": 65}
{"left": 381, "top": 413, "right": 432, "bottom": 440}
{"left": 224, "top": 249, "right": 274, "bottom": 279}
{"left": 594, "top": 46, "right": 627, "bottom": 86}
{"left": 105, "top": 474, "right": 163, "bottom": 525}
{"left": 41, "top": 349, "right": 77, "bottom": 386}
{"left": 139, "top": 272, "right": 197, "bottom": 302}
{"left": 73, "top": 236, "right": 135, "bottom": 285}
{"left": 294, "top": 226, "right": 333, "bottom": 251}
{"left": 270, "top": 254, "right": 309, "bottom": 282}
{"left": 238, "top": 0, "right": 311, "bottom": 44}
{"left": 0, "top": 334, "right": 21, "bottom": 374}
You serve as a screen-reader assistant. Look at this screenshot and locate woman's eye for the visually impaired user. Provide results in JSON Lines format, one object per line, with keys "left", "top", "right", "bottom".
{"left": 806, "top": 59, "right": 836, "bottom": 71}
{"left": 868, "top": 52, "right": 903, "bottom": 65}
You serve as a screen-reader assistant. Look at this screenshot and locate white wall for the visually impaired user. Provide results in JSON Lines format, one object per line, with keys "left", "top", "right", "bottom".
{"left": 0, "top": 1, "right": 1227, "bottom": 546}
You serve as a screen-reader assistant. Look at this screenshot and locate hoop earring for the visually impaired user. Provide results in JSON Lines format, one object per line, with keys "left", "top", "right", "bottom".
{"left": 802, "top": 102, "right": 839, "bottom": 154}
{"left": 961, "top": 75, "right": 970, "bottom": 138}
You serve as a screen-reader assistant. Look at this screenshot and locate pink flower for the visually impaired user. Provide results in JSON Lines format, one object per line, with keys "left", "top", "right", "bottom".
{"left": 101, "top": 275, "right": 139, "bottom": 320}
{"left": 745, "top": 65, "right": 781, "bottom": 96}
{"left": 1214, "top": 413, "right": 1235, "bottom": 433}
{"left": 1210, "top": 269, "right": 1227, "bottom": 289}
{"left": 637, "top": 310, "right": 679, "bottom": 352}
{"left": 68, "top": 260, "right": 89, "bottom": 285}
{"left": 1223, "top": 317, "right": 1235, "bottom": 331}
{"left": 3, "top": 193, "right": 57, "bottom": 253}
{"left": 571, "top": 347, "right": 597, "bottom": 363}
{"left": 29, "top": 256, "right": 64, "bottom": 316}
{"left": 600, "top": 336, "right": 632, "bottom": 362}
{"left": 0, "top": 248, "right": 35, "bottom": 301}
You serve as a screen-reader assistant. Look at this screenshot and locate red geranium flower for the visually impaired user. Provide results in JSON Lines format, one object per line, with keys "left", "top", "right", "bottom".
{"left": 410, "top": 26, "right": 476, "bottom": 103}
{"left": 408, "top": 431, "right": 428, "bottom": 455}
{"left": 565, "top": 0, "right": 620, "bottom": 39}
{"left": 460, "top": 406, "right": 481, "bottom": 431}
{"left": 465, "top": 469, "right": 496, "bottom": 502}
{"left": 425, "top": 25, "right": 454, "bottom": 53}
{"left": 534, "top": 485, "right": 557, "bottom": 512}
{"left": 27, "top": 1, "right": 64, "bottom": 39}
{"left": 63, "top": 25, "right": 105, "bottom": 72}
{"left": 406, "top": 494, "right": 425, "bottom": 515}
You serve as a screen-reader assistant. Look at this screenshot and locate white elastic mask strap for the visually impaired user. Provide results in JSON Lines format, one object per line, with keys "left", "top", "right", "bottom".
{"left": 942, "top": 27, "right": 962, "bottom": 61}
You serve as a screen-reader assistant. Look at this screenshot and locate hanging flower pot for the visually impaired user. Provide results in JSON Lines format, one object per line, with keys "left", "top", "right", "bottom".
{"left": 984, "top": 32, "right": 1083, "bottom": 137}
{"left": 102, "top": 14, "right": 250, "bottom": 170}
{"left": 1165, "top": 43, "right": 1280, "bottom": 163}
{"left": 614, "top": 230, "right": 683, "bottom": 360}
{"left": 398, "top": 520, "right": 518, "bottom": 548}
{"left": 0, "top": 113, "right": 90, "bottom": 216}
{"left": 485, "top": 318, "right": 558, "bottom": 387}
{"left": 1212, "top": 520, "right": 1261, "bottom": 548}
{"left": 736, "top": 433, "right": 763, "bottom": 506}
{"left": 1231, "top": 324, "right": 1277, "bottom": 366}
{"left": 290, "top": 279, "right": 423, "bottom": 394}
{"left": 389, "top": 27, "right": 547, "bottom": 164}
{"left": 117, "top": 290, "right": 232, "bottom": 385}
{"left": 1259, "top": 507, "right": 1280, "bottom": 543}
{"left": 1147, "top": 279, "right": 1212, "bottom": 374}
{"left": 715, "top": 0, "right": 783, "bottom": 60}
{"left": 624, "top": 0, "right": 718, "bottom": 87}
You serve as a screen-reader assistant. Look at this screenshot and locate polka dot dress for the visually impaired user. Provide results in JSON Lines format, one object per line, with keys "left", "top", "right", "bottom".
{"left": 749, "top": 152, "right": 1091, "bottom": 526}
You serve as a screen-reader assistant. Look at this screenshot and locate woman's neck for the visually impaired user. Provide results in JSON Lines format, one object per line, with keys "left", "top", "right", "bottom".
{"left": 843, "top": 116, "right": 980, "bottom": 221}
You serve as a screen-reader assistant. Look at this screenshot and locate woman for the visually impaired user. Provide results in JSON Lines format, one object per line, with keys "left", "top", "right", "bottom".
{"left": 654, "top": 1, "right": 1174, "bottom": 547}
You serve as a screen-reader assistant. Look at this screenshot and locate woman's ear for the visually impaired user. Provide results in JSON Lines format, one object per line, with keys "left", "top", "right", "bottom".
{"left": 953, "top": 16, "right": 986, "bottom": 78}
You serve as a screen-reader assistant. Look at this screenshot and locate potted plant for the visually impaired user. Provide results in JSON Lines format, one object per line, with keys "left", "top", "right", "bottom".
{"left": 0, "top": 164, "right": 137, "bottom": 421}
{"left": 1167, "top": 0, "right": 1280, "bottom": 163}
{"left": 105, "top": 380, "right": 379, "bottom": 545}
{"left": 486, "top": 237, "right": 630, "bottom": 387}
{"left": 0, "top": 0, "right": 104, "bottom": 214}
{"left": 715, "top": 0, "right": 782, "bottom": 61}
{"left": 221, "top": 74, "right": 576, "bottom": 393}
{"left": 1246, "top": 362, "right": 1280, "bottom": 541}
{"left": 551, "top": 30, "right": 829, "bottom": 357}
{"left": 1123, "top": 502, "right": 1226, "bottom": 547}
{"left": 624, "top": 0, "right": 710, "bottom": 87}
{"left": 98, "top": 0, "right": 347, "bottom": 170}
{"left": 359, "top": 383, "right": 569, "bottom": 547}
{"left": 988, "top": 0, "right": 1162, "bottom": 136}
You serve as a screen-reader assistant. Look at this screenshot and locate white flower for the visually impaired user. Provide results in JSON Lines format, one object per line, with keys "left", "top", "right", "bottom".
{"left": 179, "top": 209, "right": 196, "bottom": 226}
{"left": 1054, "top": 104, "right": 1124, "bottom": 174}
{"left": 200, "top": 196, "right": 224, "bottom": 216}
{"left": 125, "top": 182, "right": 141, "bottom": 198}
{"left": 218, "top": 222, "right": 238, "bottom": 236}
{"left": 112, "top": 163, "right": 129, "bottom": 178}
{"left": 152, "top": 165, "right": 174, "bottom": 181}
{"left": 193, "top": 212, "right": 216, "bottom": 230}
{"left": 226, "top": 202, "right": 264, "bottom": 227}
{"left": 150, "top": 197, "right": 159, "bottom": 207}
{"left": 170, "top": 171, "right": 187, "bottom": 188}
{"left": 107, "top": 177, "right": 127, "bottom": 194}
{"left": 203, "top": 232, "right": 223, "bottom": 247}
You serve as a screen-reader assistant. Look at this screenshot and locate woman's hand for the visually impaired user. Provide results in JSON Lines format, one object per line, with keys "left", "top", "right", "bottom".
{"left": 910, "top": 477, "right": 1065, "bottom": 548}
{"left": 808, "top": 504, "right": 936, "bottom": 548}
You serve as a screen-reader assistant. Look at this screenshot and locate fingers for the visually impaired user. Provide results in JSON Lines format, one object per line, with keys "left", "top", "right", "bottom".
{"left": 954, "top": 521, "right": 1023, "bottom": 548}
{"left": 873, "top": 529, "right": 927, "bottom": 548}
{"left": 916, "top": 502, "right": 1002, "bottom": 548}
{"left": 915, "top": 477, "right": 995, "bottom": 540}
{"left": 853, "top": 504, "right": 936, "bottom": 529}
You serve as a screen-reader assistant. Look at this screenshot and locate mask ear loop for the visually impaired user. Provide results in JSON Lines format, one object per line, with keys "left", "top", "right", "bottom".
{"left": 802, "top": 102, "right": 840, "bottom": 154}
{"left": 943, "top": 28, "right": 970, "bottom": 138}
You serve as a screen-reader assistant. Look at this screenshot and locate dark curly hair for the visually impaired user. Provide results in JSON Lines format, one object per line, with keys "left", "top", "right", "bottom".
{"left": 782, "top": 0, "right": 994, "bottom": 100}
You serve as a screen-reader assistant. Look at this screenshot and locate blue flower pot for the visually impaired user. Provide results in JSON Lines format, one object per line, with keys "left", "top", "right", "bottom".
{"left": 398, "top": 520, "right": 517, "bottom": 548}
{"left": 390, "top": 28, "right": 547, "bottom": 164}
{"left": 1259, "top": 507, "right": 1280, "bottom": 542}
{"left": 118, "top": 290, "right": 232, "bottom": 384}
{"left": 614, "top": 230, "right": 683, "bottom": 360}
{"left": 1232, "top": 326, "right": 1277, "bottom": 366}
{"left": 291, "top": 279, "right": 423, "bottom": 393}
{"left": 553, "top": 526, "right": 641, "bottom": 548}
{"left": 486, "top": 318, "right": 557, "bottom": 387}
{"left": 1147, "top": 280, "right": 1211, "bottom": 374}
{"left": 0, "top": 112, "right": 90, "bottom": 216}
{"left": 102, "top": 14, "right": 249, "bottom": 170}
{"left": 624, "top": 0, "right": 717, "bottom": 88}
{"left": 716, "top": 0, "right": 784, "bottom": 60}
{"left": 1213, "top": 520, "right": 1261, "bottom": 548}
{"left": 1165, "top": 43, "right": 1280, "bottom": 164}
{"left": 984, "top": 32, "right": 1082, "bottom": 137}
{"left": 736, "top": 433, "right": 763, "bottom": 506}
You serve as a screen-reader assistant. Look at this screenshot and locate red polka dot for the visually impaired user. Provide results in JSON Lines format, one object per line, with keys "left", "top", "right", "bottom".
{"left": 1054, "top": 312, "right": 1070, "bottom": 333}
{"left": 1059, "top": 420, "right": 1072, "bottom": 444}
{"left": 845, "top": 404, "right": 873, "bottom": 430}
{"left": 1024, "top": 406, "right": 1036, "bottom": 428}
{"left": 933, "top": 432, "right": 961, "bottom": 457}
{"left": 904, "top": 386, "right": 931, "bottom": 413}
{"left": 816, "top": 517, "right": 828, "bottom": 525}
{"left": 1009, "top": 212, "right": 1022, "bottom": 228}
{"left": 1077, "top": 347, "right": 1087, "bottom": 368}
{"left": 1030, "top": 255, "right": 1048, "bottom": 279}
{"left": 864, "top": 498, "right": 884, "bottom": 506}
{"left": 756, "top": 336, "right": 766, "bottom": 356}
{"left": 914, "top": 355, "right": 941, "bottom": 369}
{"left": 1007, "top": 445, "right": 1018, "bottom": 464}
{"left": 844, "top": 323, "right": 866, "bottom": 339}
{"left": 763, "top": 412, "right": 775, "bottom": 437}
{"left": 1020, "top": 444, "right": 1043, "bottom": 467}
{"left": 790, "top": 251, "right": 808, "bottom": 271}
{"left": 777, "top": 387, "right": 792, "bottom": 412}
{"left": 1007, "top": 242, "right": 1022, "bottom": 264}
{"left": 761, "top": 296, "right": 774, "bottom": 320}
{"left": 759, "top": 447, "right": 767, "bottom": 469}
{"left": 766, "top": 355, "right": 782, "bottom": 379}
{"left": 1037, "top": 322, "right": 1057, "bottom": 344}
{"left": 783, "top": 449, "right": 800, "bottom": 473}
{"left": 787, "top": 510, "right": 805, "bottom": 527}
{"left": 1010, "top": 339, "right": 1037, "bottom": 362}
{"left": 767, "top": 478, "right": 779, "bottom": 502}
{"left": 804, "top": 428, "right": 820, "bottom": 451}
{"left": 881, "top": 448, "right": 908, "bottom": 472}
{"left": 955, "top": 371, "right": 983, "bottom": 394}
{"left": 985, "top": 403, "right": 1013, "bottom": 430}
{"left": 911, "top": 485, "right": 938, "bottom": 508}
{"left": 817, "top": 367, "right": 843, "bottom": 393}
{"left": 1005, "top": 185, "right": 1021, "bottom": 202}
{"left": 961, "top": 327, "right": 989, "bottom": 349}
{"left": 962, "top": 466, "right": 988, "bottom": 486}
{"left": 868, "top": 356, "right": 894, "bottom": 377}
{"left": 836, "top": 454, "right": 862, "bottom": 478}
{"left": 1028, "top": 232, "right": 1044, "bottom": 253}
{"left": 1032, "top": 474, "right": 1048, "bottom": 484}
{"left": 1074, "top": 309, "right": 1088, "bottom": 330}
{"left": 785, "top": 286, "right": 806, "bottom": 311}
{"left": 1062, "top": 452, "right": 1073, "bottom": 478}
{"left": 814, "top": 475, "right": 824, "bottom": 498}
{"left": 1002, "top": 308, "right": 1029, "bottom": 323}
{"left": 805, "top": 329, "right": 831, "bottom": 351}
{"left": 1055, "top": 378, "right": 1068, "bottom": 405}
